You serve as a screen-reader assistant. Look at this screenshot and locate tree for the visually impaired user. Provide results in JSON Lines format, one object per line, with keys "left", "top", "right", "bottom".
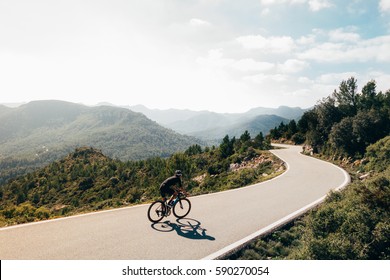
{"left": 286, "top": 120, "right": 298, "bottom": 139}
{"left": 220, "top": 135, "right": 235, "bottom": 158}
{"left": 351, "top": 110, "right": 387, "bottom": 156}
{"left": 359, "top": 80, "right": 378, "bottom": 110}
{"left": 253, "top": 132, "right": 265, "bottom": 149}
{"left": 329, "top": 110, "right": 388, "bottom": 157}
{"left": 240, "top": 130, "right": 251, "bottom": 143}
{"left": 185, "top": 144, "right": 202, "bottom": 156}
{"left": 329, "top": 117, "right": 355, "bottom": 156}
{"left": 332, "top": 77, "right": 359, "bottom": 116}
{"left": 298, "top": 110, "right": 318, "bottom": 135}
{"left": 238, "top": 130, "right": 251, "bottom": 152}
{"left": 314, "top": 96, "right": 343, "bottom": 143}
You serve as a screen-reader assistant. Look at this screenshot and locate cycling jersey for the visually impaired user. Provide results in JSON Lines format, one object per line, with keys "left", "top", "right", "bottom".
{"left": 159, "top": 175, "right": 182, "bottom": 197}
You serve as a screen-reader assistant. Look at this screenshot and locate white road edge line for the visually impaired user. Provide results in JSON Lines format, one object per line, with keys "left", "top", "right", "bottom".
{"left": 1, "top": 145, "right": 351, "bottom": 261}
{"left": 201, "top": 154, "right": 351, "bottom": 260}
{"left": 0, "top": 203, "right": 146, "bottom": 232}
{"left": 0, "top": 148, "right": 289, "bottom": 232}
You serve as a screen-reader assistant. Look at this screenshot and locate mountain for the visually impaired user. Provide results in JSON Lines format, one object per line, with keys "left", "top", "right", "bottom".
{"left": 166, "top": 111, "right": 238, "bottom": 135}
{"left": 127, "top": 105, "right": 210, "bottom": 125}
{"left": 130, "top": 104, "right": 305, "bottom": 123}
{"left": 228, "top": 114, "right": 290, "bottom": 138}
{"left": 0, "top": 100, "right": 203, "bottom": 161}
{"left": 129, "top": 105, "right": 306, "bottom": 141}
{"left": 0, "top": 105, "right": 12, "bottom": 117}
{"left": 245, "top": 106, "right": 307, "bottom": 120}
{"left": 187, "top": 114, "right": 289, "bottom": 141}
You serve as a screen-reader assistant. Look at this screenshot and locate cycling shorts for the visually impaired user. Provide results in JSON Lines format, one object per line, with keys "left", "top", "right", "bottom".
{"left": 160, "top": 184, "right": 175, "bottom": 197}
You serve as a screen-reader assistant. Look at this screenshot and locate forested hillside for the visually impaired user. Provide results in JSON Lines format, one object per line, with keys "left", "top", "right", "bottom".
{"left": 231, "top": 78, "right": 390, "bottom": 260}
{"left": 0, "top": 100, "right": 203, "bottom": 185}
{"left": 269, "top": 77, "right": 390, "bottom": 157}
{"left": 185, "top": 115, "right": 289, "bottom": 142}
{"left": 0, "top": 130, "right": 283, "bottom": 226}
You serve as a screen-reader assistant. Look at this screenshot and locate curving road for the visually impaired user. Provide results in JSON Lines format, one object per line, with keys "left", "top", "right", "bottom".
{"left": 0, "top": 144, "right": 349, "bottom": 259}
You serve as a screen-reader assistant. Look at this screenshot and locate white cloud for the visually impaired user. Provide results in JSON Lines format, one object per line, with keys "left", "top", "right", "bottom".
{"left": 259, "top": 0, "right": 279, "bottom": 5}
{"left": 308, "top": 0, "right": 333, "bottom": 12}
{"left": 189, "top": 18, "right": 211, "bottom": 27}
{"left": 297, "top": 34, "right": 317, "bottom": 45}
{"left": 236, "top": 34, "right": 296, "bottom": 54}
{"left": 366, "top": 71, "right": 390, "bottom": 92}
{"left": 379, "top": 0, "right": 390, "bottom": 12}
{"left": 196, "top": 48, "right": 228, "bottom": 68}
{"left": 284, "top": 88, "right": 312, "bottom": 98}
{"left": 244, "top": 73, "right": 288, "bottom": 83}
{"left": 298, "top": 76, "right": 314, "bottom": 84}
{"left": 347, "top": 0, "right": 368, "bottom": 16}
{"left": 232, "top": 59, "right": 275, "bottom": 72}
{"left": 207, "top": 48, "right": 224, "bottom": 60}
{"left": 298, "top": 42, "right": 343, "bottom": 62}
{"left": 1, "top": 0, "right": 389, "bottom": 112}
{"left": 309, "top": 71, "right": 390, "bottom": 103}
{"left": 291, "top": 0, "right": 308, "bottom": 3}
{"left": 298, "top": 35, "right": 390, "bottom": 63}
{"left": 278, "top": 59, "right": 308, "bottom": 73}
{"left": 260, "top": 0, "right": 306, "bottom": 5}
{"left": 197, "top": 49, "right": 275, "bottom": 72}
{"left": 259, "top": 0, "right": 332, "bottom": 11}
{"left": 329, "top": 28, "right": 360, "bottom": 42}
{"left": 317, "top": 72, "right": 359, "bottom": 84}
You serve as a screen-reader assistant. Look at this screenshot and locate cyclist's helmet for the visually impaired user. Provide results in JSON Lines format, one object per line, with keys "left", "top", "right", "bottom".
{"left": 175, "top": 170, "right": 183, "bottom": 177}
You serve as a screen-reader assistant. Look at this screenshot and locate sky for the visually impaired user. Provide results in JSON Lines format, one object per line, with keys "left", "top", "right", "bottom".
{"left": 1, "top": 0, "right": 390, "bottom": 113}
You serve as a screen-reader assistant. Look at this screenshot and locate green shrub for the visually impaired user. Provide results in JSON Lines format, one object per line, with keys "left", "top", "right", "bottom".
{"left": 366, "top": 136, "right": 390, "bottom": 172}
{"left": 36, "top": 206, "right": 50, "bottom": 220}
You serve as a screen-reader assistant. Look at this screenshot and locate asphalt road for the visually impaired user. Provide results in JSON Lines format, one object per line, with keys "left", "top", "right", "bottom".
{"left": 0, "top": 144, "right": 349, "bottom": 259}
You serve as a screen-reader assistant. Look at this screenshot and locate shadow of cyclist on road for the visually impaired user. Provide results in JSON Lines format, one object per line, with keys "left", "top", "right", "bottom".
{"left": 151, "top": 218, "right": 215, "bottom": 241}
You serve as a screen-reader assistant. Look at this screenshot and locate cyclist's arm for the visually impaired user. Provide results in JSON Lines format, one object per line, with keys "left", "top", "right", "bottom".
{"left": 176, "top": 184, "right": 189, "bottom": 196}
{"left": 178, "top": 178, "right": 183, "bottom": 188}
{"left": 175, "top": 177, "right": 183, "bottom": 190}
{"left": 173, "top": 183, "right": 185, "bottom": 194}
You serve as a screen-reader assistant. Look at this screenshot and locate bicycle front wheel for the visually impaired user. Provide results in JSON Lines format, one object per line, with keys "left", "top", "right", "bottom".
{"left": 173, "top": 198, "right": 191, "bottom": 218}
{"left": 147, "top": 201, "right": 166, "bottom": 223}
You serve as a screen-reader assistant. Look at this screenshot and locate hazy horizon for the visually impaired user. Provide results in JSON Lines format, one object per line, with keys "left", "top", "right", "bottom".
{"left": 0, "top": 99, "right": 312, "bottom": 114}
{"left": 1, "top": 0, "right": 390, "bottom": 113}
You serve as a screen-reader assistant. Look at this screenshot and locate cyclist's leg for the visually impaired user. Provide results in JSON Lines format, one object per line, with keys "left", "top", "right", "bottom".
{"left": 166, "top": 188, "right": 175, "bottom": 205}
{"left": 160, "top": 185, "right": 174, "bottom": 205}
{"left": 160, "top": 186, "right": 168, "bottom": 201}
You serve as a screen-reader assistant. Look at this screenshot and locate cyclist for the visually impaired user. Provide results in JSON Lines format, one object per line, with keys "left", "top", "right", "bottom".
{"left": 159, "top": 170, "right": 183, "bottom": 206}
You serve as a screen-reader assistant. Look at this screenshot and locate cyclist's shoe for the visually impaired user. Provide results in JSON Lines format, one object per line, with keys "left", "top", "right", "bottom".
{"left": 156, "top": 210, "right": 162, "bottom": 217}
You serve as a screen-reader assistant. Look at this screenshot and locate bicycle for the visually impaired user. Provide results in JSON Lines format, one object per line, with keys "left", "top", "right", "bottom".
{"left": 147, "top": 188, "right": 191, "bottom": 223}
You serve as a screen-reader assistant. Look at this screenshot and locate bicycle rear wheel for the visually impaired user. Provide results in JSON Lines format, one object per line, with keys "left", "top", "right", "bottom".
{"left": 173, "top": 198, "right": 191, "bottom": 218}
{"left": 147, "top": 201, "right": 166, "bottom": 223}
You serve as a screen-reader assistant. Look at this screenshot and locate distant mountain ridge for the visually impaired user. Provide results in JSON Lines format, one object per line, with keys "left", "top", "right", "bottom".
{"left": 0, "top": 100, "right": 203, "bottom": 161}
{"left": 0, "top": 101, "right": 307, "bottom": 147}
{"left": 129, "top": 104, "right": 306, "bottom": 140}
{"left": 128, "top": 104, "right": 206, "bottom": 125}
{"left": 245, "top": 106, "right": 307, "bottom": 120}
{"left": 0, "top": 100, "right": 303, "bottom": 185}
{"left": 183, "top": 114, "right": 288, "bottom": 141}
